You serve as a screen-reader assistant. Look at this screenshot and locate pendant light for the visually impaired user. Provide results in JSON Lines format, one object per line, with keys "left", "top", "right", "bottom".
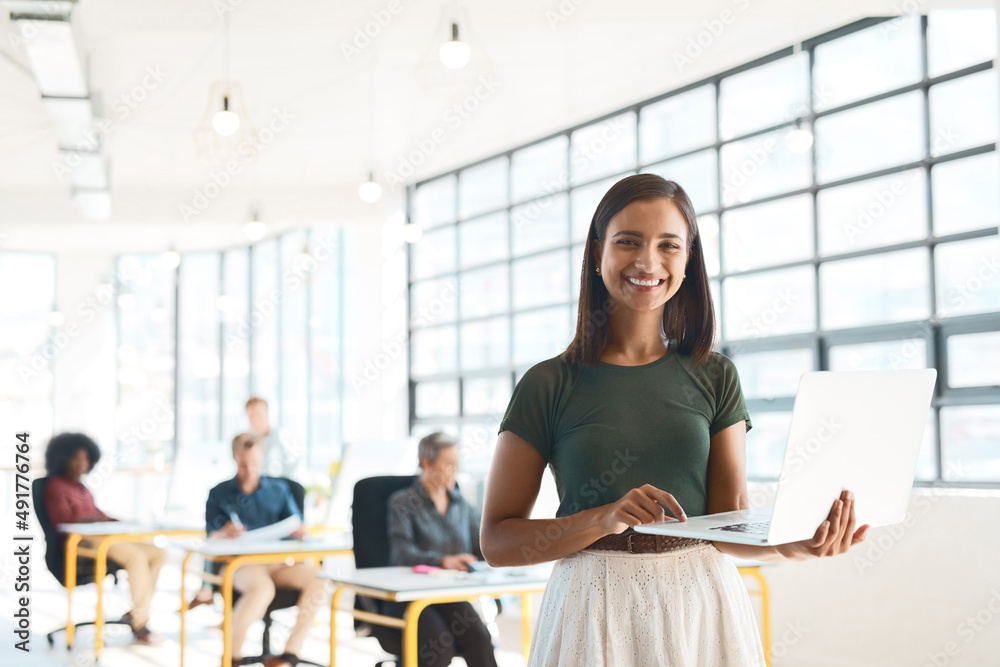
{"left": 439, "top": 22, "right": 471, "bottom": 70}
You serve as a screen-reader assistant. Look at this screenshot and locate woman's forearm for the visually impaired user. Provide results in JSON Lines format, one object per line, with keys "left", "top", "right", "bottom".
{"left": 483, "top": 508, "right": 610, "bottom": 566}
{"left": 710, "top": 540, "right": 786, "bottom": 562}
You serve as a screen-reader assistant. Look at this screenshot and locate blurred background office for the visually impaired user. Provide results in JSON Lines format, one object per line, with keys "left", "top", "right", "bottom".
{"left": 1, "top": 1, "right": 998, "bottom": 666}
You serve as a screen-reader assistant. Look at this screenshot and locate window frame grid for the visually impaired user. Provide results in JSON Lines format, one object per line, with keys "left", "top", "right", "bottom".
{"left": 407, "top": 15, "right": 1000, "bottom": 488}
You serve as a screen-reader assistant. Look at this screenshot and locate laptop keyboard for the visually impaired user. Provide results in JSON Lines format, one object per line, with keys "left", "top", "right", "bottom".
{"left": 709, "top": 521, "right": 770, "bottom": 534}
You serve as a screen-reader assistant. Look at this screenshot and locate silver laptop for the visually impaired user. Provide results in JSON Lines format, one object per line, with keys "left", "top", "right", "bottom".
{"left": 636, "top": 369, "right": 937, "bottom": 546}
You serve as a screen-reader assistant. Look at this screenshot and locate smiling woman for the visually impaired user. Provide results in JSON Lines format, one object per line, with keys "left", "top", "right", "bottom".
{"left": 481, "top": 173, "right": 867, "bottom": 667}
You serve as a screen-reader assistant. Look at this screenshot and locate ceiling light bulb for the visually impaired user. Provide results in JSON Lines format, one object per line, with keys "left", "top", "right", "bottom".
{"left": 785, "top": 125, "right": 814, "bottom": 154}
{"left": 162, "top": 250, "right": 181, "bottom": 269}
{"left": 402, "top": 223, "right": 423, "bottom": 244}
{"left": 358, "top": 172, "right": 382, "bottom": 203}
{"left": 212, "top": 96, "right": 241, "bottom": 136}
{"left": 245, "top": 219, "right": 267, "bottom": 241}
{"left": 439, "top": 23, "right": 471, "bottom": 70}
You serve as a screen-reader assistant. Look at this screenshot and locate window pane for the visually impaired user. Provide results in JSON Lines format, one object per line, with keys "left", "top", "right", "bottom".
{"left": 721, "top": 128, "right": 811, "bottom": 205}
{"left": 935, "top": 237, "right": 1000, "bottom": 318}
{"left": 459, "top": 157, "right": 508, "bottom": 219}
{"left": 250, "top": 240, "right": 279, "bottom": 412}
{"left": 460, "top": 265, "right": 509, "bottom": 319}
{"left": 720, "top": 53, "right": 809, "bottom": 140}
{"left": 941, "top": 405, "right": 1000, "bottom": 482}
{"left": 722, "top": 195, "right": 813, "bottom": 272}
{"left": 117, "top": 254, "right": 176, "bottom": 462}
{"left": 513, "top": 306, "right": 572, "bottom": 366}
{"left": 461, "top": 316, "right": 510, "bottom": 371}
{"left": 929, "top": 71, "right": 1000, "bottom": 157}
{"left": 643, "top": 149, "right": 717, "bottom": 214}
{"left": 914, "top": 411, "right": 938, "bottom": 482}
{"left": 413, "top": 176, "right": 456, "bottom": 229}
{"left": 828, "top": 339, "right": 928, "bottom": 371}
{"left": 947, "top": 332, "right": 1000, "bottom": 388}
{"left": 513, "top": 250, "right": 570, "bottom": 310}
{"left": 570, "top": 112, "right": 637, "bottom": 186}
{"left": 463, "top": 375, "right": 512, "bottom": 416}
{"left": 820, "top": 248, "right": 930, "bottom": 329}
{"left": 511, "top": 136, "right": 568, "bottom": 203}
{"left": 410, "top": 325, "right": 457, "bottom": 377}
{"left": 570, "top": 176, "right": 619, "bottom": 242}
{"left": 309, "top": 226, "right": 343, "bottom": 464}
{"left": 512, "top": 194, "right": 569, "bottom": 256}
{"left": 928, "top": 9, "right": 999, "bottom": 78}
{"left": 459, "top": 212, "right": 508, "bottom": 269}
{"left": 813, "top": 16, "right": 922, "bottom": 111}
{"left": 746, "top": 411, "right": 792, "bottom": 479}
{"left": 221, "top": 248, "right": 249, "bottom": 442}
{"left": 0, "top": 253, "right": 54, "bottom": 356}
{"left": 279, "top": 234, "right": 309, "bottom": 452}
{"left": 570, "top": 243, "right": 585, "bottom": 302}
{"left": 699, "top": 214, "right": 720, "bottom": 278}
{"left": 722, "top": 266, "right": 816, "bottom": 340}
{"left": 410, "top": 278, "right": 457, "bottom": 327}
{"left": 414, "top": 380, "right": 459, "bottom": 418}
{"left": 932, "top": 153, "right": 1000, "bottom": 236}
{"left": 639, "top": 85, "right": 716, "bottom": 164}
{"left": 731, "top": 348, "right": 813, "bottom": 399}
{"left": 411, "top": 225, "right": 455, "bottom": 280}
{"left": 815, "top": 92, "right": 925, "bottom": 183}
{"left": 818, "top": 169, "right": 928, "bottom": 255}
{"left": 178, "top": 253, "right": 220, "bottom": 446}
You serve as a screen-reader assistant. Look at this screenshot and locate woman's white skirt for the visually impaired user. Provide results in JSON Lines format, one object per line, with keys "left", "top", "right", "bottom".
{"left": 528, "top": 542, "right": 766, "bottom": 666}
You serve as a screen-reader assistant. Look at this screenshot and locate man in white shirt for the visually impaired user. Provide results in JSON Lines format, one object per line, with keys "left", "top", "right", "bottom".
{"left": 245, "top": 396, "right": 305, "bottom": 480}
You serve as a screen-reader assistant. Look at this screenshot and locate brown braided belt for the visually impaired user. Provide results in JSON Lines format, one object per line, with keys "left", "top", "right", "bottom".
{"left": 587, "top": 533, "right": 709, "bottom": 554}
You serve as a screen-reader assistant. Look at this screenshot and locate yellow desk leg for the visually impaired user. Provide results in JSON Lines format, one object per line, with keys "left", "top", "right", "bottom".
{"left": 180, "top": 551, "right": 193, "bottom": 667}
{"left": 64, "top": 533, "right": 81, "bottom": 648}
{"left": 329, "top": 587, "right": 345, "bottom": 667}
{"left": 520, "top": 594, "right": 533, "bottom": 662}
{"left": 222, "top": 557, "right": 240, "bottom": 667}
{"left": 402, "top": 599, "right": 434, "bottom": 667}
{"left": 739, "top": 567, "right": 771, "bottom": 667}
{"left": 94, "top": 536, "right": 112, "bottom": 659}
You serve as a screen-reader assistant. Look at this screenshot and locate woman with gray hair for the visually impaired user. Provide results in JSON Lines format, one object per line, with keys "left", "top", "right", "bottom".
{"left": 385, "top": 432, "right": 498, "bottom": 667}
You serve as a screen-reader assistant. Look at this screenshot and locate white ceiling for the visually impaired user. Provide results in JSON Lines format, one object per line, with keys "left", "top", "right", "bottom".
{"left": 0, "top": 0, "right": 994, "bottom": 250}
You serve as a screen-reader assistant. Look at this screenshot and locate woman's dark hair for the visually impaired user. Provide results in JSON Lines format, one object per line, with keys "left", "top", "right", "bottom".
{"left": 564, "top": 174, "right": 715, "bottom": 368}
{"left": 45, "top": 432, "right": 101, "bottom": 476}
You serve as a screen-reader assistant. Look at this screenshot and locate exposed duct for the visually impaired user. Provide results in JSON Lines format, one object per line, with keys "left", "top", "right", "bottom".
{"left": 4, "top": 0, "right": 112, "bottom": 220}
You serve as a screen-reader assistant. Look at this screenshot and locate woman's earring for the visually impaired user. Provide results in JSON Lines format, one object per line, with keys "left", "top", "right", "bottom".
{"left": 596, "top": 267, "right": 601, "bottom": 275}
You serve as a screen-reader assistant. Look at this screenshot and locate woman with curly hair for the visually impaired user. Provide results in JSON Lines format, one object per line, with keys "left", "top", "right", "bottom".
{"left": 44, "top": 432, "right": 166, "bottom": 645}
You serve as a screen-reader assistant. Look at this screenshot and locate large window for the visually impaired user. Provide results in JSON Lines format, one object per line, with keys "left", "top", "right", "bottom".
{"left": 0, "top": 253, "right": 56, "bottom": 457}
{"left": 117, "top": 227, "right": 348, "bottom": 476}
{"left": 407, "top": 12, "right": 1000, "bottom": 486}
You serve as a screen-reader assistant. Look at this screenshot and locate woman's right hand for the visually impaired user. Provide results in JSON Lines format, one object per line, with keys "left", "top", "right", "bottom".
{"left": 598, "top": 484, "right": 687, "bottom": 535}
{"left": 209, "top": 521, "right": 246, "bottom": 540}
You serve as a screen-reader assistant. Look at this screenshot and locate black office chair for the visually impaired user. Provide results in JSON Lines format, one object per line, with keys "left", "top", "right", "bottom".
{"left": 31, "top": 476, "right": 130, "bottom": 648}
{"left": 220, "top": 477, "right": 325, "bottom": 667}
{"left": 351, "top": 475, "right": 418, "bottom": 666}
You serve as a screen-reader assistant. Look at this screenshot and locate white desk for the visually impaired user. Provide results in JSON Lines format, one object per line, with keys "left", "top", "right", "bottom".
{"left": 323, "top": 565, "right": 552, "bottom": 667}
{"left": 179, "top": 535, "right": 353, "bottom": 667}
{"left": 57, "top": 521, "right": 203, "bottom": 657}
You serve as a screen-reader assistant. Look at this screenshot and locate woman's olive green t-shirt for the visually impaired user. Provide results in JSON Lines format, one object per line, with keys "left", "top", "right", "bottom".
{"left": 498, "top": 348, "right": 752, "bottom": 519}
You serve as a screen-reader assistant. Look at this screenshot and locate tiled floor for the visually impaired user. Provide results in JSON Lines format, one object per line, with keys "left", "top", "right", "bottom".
{"left": 2, "top": 553, "right": 533, "bottom": 667}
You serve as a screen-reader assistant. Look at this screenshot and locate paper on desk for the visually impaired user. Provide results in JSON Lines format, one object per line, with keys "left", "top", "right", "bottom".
{"left": 237, "top": 515, "right": 302, "bottom": 542}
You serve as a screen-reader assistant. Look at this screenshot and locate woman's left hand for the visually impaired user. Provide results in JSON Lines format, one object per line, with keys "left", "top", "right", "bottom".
{"left": 775, "top": 489, "right": 870, "bottom": 561}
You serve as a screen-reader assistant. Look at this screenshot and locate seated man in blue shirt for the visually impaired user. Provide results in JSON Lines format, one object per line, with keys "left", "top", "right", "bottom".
{"left": 206, "top": 433, "right": 326, "bottom": 667}
{"left": 386, "top": 432, "right": 498, "bottom": 667}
